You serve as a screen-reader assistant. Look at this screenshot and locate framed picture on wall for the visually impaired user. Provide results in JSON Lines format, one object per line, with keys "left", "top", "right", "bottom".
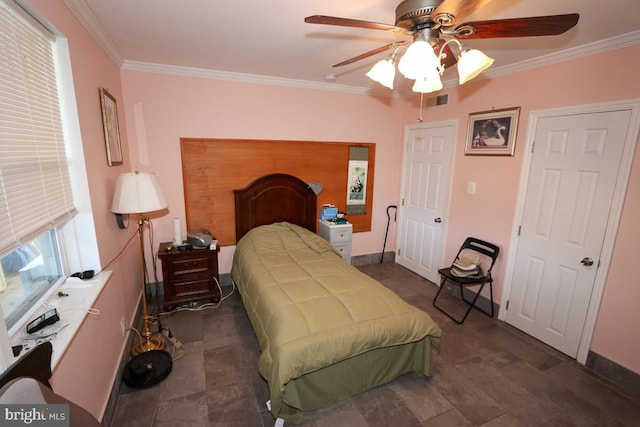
{"left": 465, "top": 107, "right": 520, "bottom": 156}
{"left": 99, "top": 88, "right": 123, "bottom": 166}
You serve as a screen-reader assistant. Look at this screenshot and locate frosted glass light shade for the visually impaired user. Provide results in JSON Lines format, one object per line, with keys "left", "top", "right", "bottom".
{"left": 398, "top": 40, "right": 439, "bottom": 80}
{"left": 366, "top": 59, "right": 396, "bottom": 89}
{"left": 457, "top": 48, "right": 495, "bottom": 84}
{"left": 111, "top": 172, "right": 168, "bottom": 214}
{"left": 411, "top": 71, "right": 443, "bottom": 93}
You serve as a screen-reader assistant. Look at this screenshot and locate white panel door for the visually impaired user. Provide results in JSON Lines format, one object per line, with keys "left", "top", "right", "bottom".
{"left": 397, "top": 122, "right": 455, "bottom": 284}
{"left": 506, "top": 110, "right": 630, "bottom": 357}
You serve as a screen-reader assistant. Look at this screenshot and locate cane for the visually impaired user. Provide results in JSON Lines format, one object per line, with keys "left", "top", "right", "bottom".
{"left": 381, "top": 205, "right": 397, "bottom": 263}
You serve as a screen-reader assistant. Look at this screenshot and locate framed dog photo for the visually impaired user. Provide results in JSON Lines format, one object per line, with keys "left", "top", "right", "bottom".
{"left": 465, "top": 107, "right": 520, "bottom": 156}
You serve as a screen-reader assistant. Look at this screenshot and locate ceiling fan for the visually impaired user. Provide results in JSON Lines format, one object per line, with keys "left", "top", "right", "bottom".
{"left": 305, "top": 0, "right": 579, "bottom": 91}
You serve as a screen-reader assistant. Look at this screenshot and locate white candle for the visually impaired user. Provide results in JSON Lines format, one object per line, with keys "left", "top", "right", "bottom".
{"left": 172, "top": 218, "right": 182, "bottom": 244}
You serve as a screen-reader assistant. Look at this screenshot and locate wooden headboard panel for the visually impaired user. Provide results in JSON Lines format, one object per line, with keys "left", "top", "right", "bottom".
{"left": 233, "top": 174, "right": 317, "bottom": 241}
{"left": 181, "top": 138, "right": 375, "bottom": 246}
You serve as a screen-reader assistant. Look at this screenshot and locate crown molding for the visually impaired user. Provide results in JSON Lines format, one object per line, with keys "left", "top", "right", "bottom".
{"left": 62, "top": 0, "right": 123, "bottom": 66}
{"left": 485, "top": 30, "right": 640, "bottom": 79}
{"left": 120, "top": 61, "right": 375, "bottom": 95}
{"left": 441, "top": 30, "right": 640, "bottom": 88}
{"left": 63, "top": 0, "right": 640, "bottom": 96}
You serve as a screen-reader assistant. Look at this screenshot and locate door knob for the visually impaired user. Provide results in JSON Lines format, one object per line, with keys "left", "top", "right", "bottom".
{"left": 581, "top": 257, "right": 594, "bottom": 266}
{"left": 434, "top": 218, "right": 442, "bottom": 223}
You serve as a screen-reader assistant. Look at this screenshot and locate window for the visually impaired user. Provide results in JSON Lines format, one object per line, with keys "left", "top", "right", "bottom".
{"left": 0, "top": 231, "right": 63, "bottom": 329}
{"left": 0, "top": 1, "right": 76, "bottom": 332}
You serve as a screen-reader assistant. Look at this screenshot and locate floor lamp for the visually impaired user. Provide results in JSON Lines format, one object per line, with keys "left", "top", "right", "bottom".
{"left": 111, "top": 171, "right": 168, "bottom": 355}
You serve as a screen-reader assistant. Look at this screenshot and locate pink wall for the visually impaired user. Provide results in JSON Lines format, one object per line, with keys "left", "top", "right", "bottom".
{"left": 28, "top": 0, "right": 145, "bottom": 419}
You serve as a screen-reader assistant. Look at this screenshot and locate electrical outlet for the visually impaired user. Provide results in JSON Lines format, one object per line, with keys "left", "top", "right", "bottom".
{"left": 467, "top": 181, "right": 477, "bottom": 195}
{"left": 120, "top": 317, "right": 126, "bottom": 336}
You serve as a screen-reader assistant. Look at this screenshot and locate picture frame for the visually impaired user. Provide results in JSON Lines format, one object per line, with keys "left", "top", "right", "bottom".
{"left": 346, "top": 159, "right": 368, "bottom": 207}
{"left": 465, "top": 107, "right": 520, "bottom": 156}
{"left": 99, "top": 88, "right": 123, "bottom": 166}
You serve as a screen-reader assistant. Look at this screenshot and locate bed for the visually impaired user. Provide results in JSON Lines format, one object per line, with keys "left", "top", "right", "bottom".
{"left": 230, "top": 174, "right": 442, "bottom": 424}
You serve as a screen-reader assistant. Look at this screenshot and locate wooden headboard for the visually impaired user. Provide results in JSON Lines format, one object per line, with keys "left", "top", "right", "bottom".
{"left": 233, "top": 174, "right": 317, "bottom": 241}
{"left": 181, "top": 138, "right": 375, "bottom": 246}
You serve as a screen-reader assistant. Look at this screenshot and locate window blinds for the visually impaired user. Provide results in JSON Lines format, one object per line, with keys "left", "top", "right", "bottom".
{"left": 0, "top": 1, "right": 77, "bottom": 258}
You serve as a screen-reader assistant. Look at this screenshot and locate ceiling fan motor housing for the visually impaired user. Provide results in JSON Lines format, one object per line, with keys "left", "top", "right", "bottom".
{"left": 395, "top": 0, "right": 444, "bottom": 30}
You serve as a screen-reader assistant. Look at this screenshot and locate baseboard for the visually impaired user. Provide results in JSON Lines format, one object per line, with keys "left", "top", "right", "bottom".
{"left": 351, "top": 251, "right": 395, "bottom": 266}
{"left": 219, "top": 272, "right": 233, "bottom": 287}
{"left": 586, "top": 351, "right": 640, "bottom": 403}
{"left": 101, "top": 294, "right": 146, "bottom": 426}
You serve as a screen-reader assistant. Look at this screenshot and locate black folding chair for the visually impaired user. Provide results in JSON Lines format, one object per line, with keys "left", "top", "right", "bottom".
{"left": 433, "top": 237, "right": 499, "bottom": 324}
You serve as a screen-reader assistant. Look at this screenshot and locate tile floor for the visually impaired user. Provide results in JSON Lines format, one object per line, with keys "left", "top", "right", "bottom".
{"left": 109, "top": 263, "right": 640, "bottom": 426}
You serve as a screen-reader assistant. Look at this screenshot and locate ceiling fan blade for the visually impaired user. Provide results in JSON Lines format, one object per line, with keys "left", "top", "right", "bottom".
{"left": 431, "top": 0, "right": 495, "bottom": 28}
{"left": 305, "top": 15, "right": 407, "bottom": 33}
{"left": 333, "top": 43, "right": 402, "bottom": 67}
{"left": 453, "top": 14, "right": 579, "bottom": 39}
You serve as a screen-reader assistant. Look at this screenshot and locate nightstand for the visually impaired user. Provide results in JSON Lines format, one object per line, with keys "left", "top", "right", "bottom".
{"left": 158, "top": 242, "right": 220, "bottom": 310}
{"left": 318, "top": 220, "right": 352, "bottom": 264}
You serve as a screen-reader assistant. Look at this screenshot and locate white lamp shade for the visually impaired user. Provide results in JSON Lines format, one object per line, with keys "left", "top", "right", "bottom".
{"left": 366, "top": 59, "right": 396, "bottom": 89}
{"left": 111, "top": 172, "right": 168, "bottom": 214}
{"left": 398, "top": 40, "right": 439, "bottom": 80}
{"left": 457, "top": 48, "right": 495, "bottom": 85}
{"left": 412, "top": 71, "right": 443, "bottom": 93}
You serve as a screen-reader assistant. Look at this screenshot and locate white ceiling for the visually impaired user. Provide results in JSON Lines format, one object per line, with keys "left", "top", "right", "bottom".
{"left": 65, "top": 0, "right": 640, "bottom": 96}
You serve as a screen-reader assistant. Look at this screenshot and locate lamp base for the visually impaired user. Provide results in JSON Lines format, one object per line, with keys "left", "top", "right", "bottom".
{"left": 131, "top": 335, "right": 165, "bottom": 356}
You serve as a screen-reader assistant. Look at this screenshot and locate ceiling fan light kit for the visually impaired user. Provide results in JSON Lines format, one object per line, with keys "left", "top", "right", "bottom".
{"left": 456, "top": 44, "right": 495, "bottom": 84}
{"left": 398, "top": 37, "right": 440, "bottom": 80}
{"left": 368, "top": 36, "right": 492, "bottom": 94}
{"left": 305, "top": 0, "right": 578, "bottom": 94}
{"left": 365, "top": 58, "right": 397, "bottom": 89}
{"left": 412, "top": 72, "right": 443, "bottom": 93}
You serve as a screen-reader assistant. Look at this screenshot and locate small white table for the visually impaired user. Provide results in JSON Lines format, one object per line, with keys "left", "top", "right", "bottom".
{"left": 318, "top": 220, "right": 353, "bottom": 264}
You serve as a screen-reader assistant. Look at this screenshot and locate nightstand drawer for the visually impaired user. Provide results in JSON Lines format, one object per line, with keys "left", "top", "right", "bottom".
{"left": 327, "top": 227, "right": 352, "bottom": 243}
{"left": 173, "top": 277, "right": 214, "bottom": 298}
{"left": 168, "top": 256, "right": 211, "bottom": 277}
{"left": 333, "top": 242, "right": 352, "bottom": 260}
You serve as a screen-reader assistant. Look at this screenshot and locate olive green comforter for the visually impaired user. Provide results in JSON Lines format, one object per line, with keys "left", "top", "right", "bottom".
{"left": 231, "top": 222, "right": 442, "bottom": 423}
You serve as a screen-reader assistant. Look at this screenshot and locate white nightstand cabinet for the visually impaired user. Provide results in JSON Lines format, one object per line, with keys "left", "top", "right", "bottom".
{"left": 319, "top": 220, "right": 353, "bottom": 264}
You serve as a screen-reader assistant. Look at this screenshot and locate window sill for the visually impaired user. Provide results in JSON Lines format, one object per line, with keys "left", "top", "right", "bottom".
{"left": 10, "top": 271, "right": 112, "bottom": 369}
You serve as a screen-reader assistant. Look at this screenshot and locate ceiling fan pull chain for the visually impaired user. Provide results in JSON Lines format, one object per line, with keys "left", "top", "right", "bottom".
{"left": 417, "top": 92, "right": 424, "bottom": 123}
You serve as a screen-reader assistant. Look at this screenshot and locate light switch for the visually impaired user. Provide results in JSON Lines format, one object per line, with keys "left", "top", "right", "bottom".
{"left": 468, "top": 181, "right": 476, "bottom": 195}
